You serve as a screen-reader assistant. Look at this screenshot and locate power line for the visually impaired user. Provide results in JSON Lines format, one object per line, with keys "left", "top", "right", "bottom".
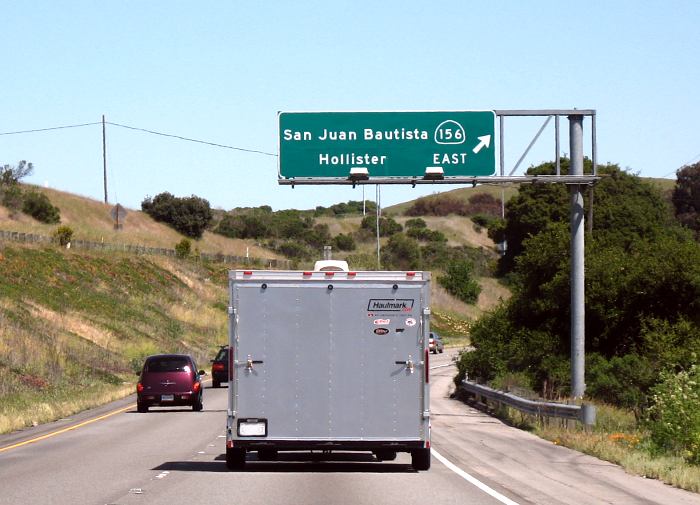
{"left": 661, "top": 152, "right": 700, "bottom": 178}
{"left": 0, "top": 119, "right": 278, "bottom": 158}
{"left": 0, "top": 122, "right": 102, "bottom": 135}
{"left": 106, "top": 121, "right": 278, "bottom": 157}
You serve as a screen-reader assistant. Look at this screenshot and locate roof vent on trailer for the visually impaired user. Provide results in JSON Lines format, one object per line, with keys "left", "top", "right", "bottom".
{"left": 313, "top": 260, "right": 349, "bottom": 272}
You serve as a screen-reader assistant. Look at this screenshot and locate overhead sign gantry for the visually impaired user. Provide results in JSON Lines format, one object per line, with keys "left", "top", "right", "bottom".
{"left": 278, "top": 111, "right": 496, "bottom": 182}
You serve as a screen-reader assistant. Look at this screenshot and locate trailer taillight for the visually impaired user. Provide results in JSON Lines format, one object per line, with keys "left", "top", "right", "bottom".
{"left": 212, "top": 363, "right": 225, "bottom": 372}
{"left": 425, "top": 349, "right": 429, "bottom": 383}
{"left": 325, "top": 271, "right": 335, "bottom": 277}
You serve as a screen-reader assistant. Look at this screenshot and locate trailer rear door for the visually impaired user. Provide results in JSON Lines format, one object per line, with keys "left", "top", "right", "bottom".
{"left": 231, "top": 273, "right": 428, "bottom": 441}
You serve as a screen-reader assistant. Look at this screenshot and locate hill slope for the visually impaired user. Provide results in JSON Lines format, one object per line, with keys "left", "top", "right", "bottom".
{"left": 0, "top": 185, "right": 281, "bottom": 260}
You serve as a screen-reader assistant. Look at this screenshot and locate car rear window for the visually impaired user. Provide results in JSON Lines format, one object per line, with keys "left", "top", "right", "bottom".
{"left": 215, "top": 348, "right": 228, "bottom": 361}
{"left": 145, "top": 357, "right": 191, "bottom": 373}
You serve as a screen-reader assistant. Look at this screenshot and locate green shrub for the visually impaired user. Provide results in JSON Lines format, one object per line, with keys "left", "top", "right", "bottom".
{"left": 646, "top": 364, "right": 700, "bottom": 464}
{"left": 407, "top": 227, "right": 447, "bottom": 243}
{"left": 174, "top": 238, "right": 191, "bottom": 258}
{"left": 332, "top": 233, "right": 356, "bottom": 251}
{"left": 405, "top": 218, "right": 427, "bottom": 229}
{"left": 1, "top": 185, "right": 24, "bottom": 213}
{"left": 142, "top": 192, "right": 212, "bottom": 239}
{"left": 586, "top": 353, "right": 656, "bottom": 413}
{"left": 278, "top": 241, "right": 310, "bottom": 259}
{"left": 22, "top": 191, "right": 60, "bottom": 224}
{"left": 53, "top": 225, "right": 73, "bottom": 246}
{"left": 381, "top": 233, "right": 421, "bottom": 270}
{"left": 438, "top": 259, "right": 481, "bottom": 304}
{"left": 360, "top": 215, "right": 403, "bottom": 237}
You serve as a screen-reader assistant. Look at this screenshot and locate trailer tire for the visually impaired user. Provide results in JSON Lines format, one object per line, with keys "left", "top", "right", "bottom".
{"left": 411, "top": 448, "right": 431, "bottom": 471}
{"left": 226, "top": 448, "right": 246, "bottom": 470}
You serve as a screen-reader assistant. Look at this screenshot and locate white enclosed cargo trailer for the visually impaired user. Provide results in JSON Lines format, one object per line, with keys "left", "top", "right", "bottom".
{"left": 225, "top": 269, "right": 432, "bottom": 470}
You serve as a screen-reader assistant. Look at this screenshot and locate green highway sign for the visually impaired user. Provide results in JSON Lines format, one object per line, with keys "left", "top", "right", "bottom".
{"left": 278, "top": 111, "right": 496, "bottom": 180}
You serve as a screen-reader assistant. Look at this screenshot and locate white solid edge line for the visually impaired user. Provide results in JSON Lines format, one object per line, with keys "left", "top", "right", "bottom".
{"left": 432, "top": 448, "right": 522, "bottom": 505}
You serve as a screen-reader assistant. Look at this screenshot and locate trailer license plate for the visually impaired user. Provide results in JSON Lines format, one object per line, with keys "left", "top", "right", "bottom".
{"left": 161, "top": 394, "right": 174, "bottom": 401}
{"left": 238, "top": 419, "right": 267, "bottom": 437}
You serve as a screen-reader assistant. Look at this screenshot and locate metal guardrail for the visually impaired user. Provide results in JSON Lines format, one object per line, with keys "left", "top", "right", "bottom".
{"left": 461, "top": 379, "right": 596, "bottom": 426}
{"left": 0, "top": 229, "right": 290, "bottom": 268}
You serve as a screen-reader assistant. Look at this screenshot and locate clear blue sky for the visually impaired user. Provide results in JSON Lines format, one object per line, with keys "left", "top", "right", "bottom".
{"left": 2, "top": 1, "right": 699, "bottom": 211}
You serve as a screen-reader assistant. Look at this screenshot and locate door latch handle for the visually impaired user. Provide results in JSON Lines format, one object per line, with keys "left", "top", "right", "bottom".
{"left": 246, "top": 355, "right": 264, "bottom": 371}
{"left": 395, "top": 356, "right": 414, "bottom": 373}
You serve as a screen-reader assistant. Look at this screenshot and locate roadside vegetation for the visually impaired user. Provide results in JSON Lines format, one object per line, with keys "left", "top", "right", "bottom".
{"left": 0, "top": 245, "right": 229, "bottom": 434}
{"left": 455, "top": 158, "right": 700, "bottom": 491}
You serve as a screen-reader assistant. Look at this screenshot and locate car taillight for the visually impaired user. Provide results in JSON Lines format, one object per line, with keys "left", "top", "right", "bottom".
{"left": 212, "top": 363, "right": 225, "bottom": 372}
{"left": 193, "top": 381, "right": 201, "bottom": 393}
{"left": 136, "top": 382, "right": 144, "bottom": 393}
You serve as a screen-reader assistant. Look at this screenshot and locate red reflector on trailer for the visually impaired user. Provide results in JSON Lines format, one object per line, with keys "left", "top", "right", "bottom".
{"left": 406, "top": 272, "right": 416, "bottom": 277}
{"left": 347, "top": 272, "right": 357, "bottom": 277}
{"left": 302, "top": 271, "right": 313, "bottom": 276}
{"left": 243, "top": 271, "right": 253, "bottom": 275}
{"left": 425, "top": 349, "right": 429, "bottom": 383}
{"left": 325, "top": 272, "right": 335, "bottom": 277}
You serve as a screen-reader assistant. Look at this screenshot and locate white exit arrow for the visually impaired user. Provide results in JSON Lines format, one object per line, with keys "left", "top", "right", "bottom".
{"left": 472, "top": 135, "right": 491, "bottom": 154}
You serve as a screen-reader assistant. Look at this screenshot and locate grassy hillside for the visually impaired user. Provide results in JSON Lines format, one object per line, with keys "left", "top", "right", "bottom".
{"left": 0, "top": 185, "right": 281, "bottom": 260}
{"left": 0, "top": 243, "right": 230, "bottom": 433}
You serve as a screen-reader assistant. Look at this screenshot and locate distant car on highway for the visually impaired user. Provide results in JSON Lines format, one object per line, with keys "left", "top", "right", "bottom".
{"left": 136, "top": 354, "right": 205, "bottom": 412}
{"left": 210, "top": 345, "right": 229, "bottom": 388}
{"left": 428, "top": 332, "right": 444, "bottom": 354}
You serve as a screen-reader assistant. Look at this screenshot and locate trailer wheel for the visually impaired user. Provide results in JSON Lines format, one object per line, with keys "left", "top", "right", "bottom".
{"left": 373, "top": 450, "right": 397, "bottom": 461}
{"left": 226, "top": 447, "right": 246, "bottom": 470}
{"left": 411, "top": 448, "right": 431, "bottom": 471}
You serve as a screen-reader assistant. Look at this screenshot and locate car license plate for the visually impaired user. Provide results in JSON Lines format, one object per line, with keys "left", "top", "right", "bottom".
{"left": 161, "top": 394, "right": 174, "bottom": 402}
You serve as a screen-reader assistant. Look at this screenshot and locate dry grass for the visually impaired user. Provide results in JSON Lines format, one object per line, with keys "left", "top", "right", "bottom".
{"left": 540, "top": 427, "right": 700, "bottom": 493}
{"left": 0, "top": 383, "right": 134, "bottom": 434}
{"left": 0, "top": 185, "right": 280, "bottom": 259}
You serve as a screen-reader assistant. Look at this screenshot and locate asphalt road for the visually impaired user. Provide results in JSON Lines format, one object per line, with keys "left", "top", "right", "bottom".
{"left": 1, "top": 350, "right": 698, "bottom": 505}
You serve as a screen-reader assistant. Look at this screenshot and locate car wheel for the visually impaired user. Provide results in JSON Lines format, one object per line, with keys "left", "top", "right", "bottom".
{"left": 193, "top": 393, "right": 203, "bottom": 411}
{"left": 411, "top": 448, "right": 431, "bottom": 471}
{"left": 226, "top": 447, "right": 246, "bottom": 470}
{"left": 439, "top": 348, "right": 444, "bottom": 354}
{"left": 213, "top": 380, "right": 220, "bottom": 388}
{"left": 137, "top": 402, "right": 148, "bottom": 413}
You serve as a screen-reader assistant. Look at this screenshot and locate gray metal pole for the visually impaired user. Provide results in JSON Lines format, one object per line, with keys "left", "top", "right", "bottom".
{"left": 376, "top": 185, "right": 381, "bottom": 269}
{"left": 569, "top": 115, "right": 585, "bottom": 399}
{"left": 102, "top": 115, "right": 108, "bottom": 204}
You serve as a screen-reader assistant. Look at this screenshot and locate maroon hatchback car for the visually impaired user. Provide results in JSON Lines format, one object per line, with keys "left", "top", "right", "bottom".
{"left": 136, "top": 354, "right": 205, "bottom": 412}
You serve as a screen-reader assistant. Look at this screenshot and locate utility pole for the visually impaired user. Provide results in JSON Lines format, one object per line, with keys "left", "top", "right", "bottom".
{"left": 102, "top": 115, "right": 108, "bottom": 204}
{"left": 376, "top": 184, "right": 381, "bottom": 269}
{"left": 569, "top": 114, "right": 585, "bottom": 399}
